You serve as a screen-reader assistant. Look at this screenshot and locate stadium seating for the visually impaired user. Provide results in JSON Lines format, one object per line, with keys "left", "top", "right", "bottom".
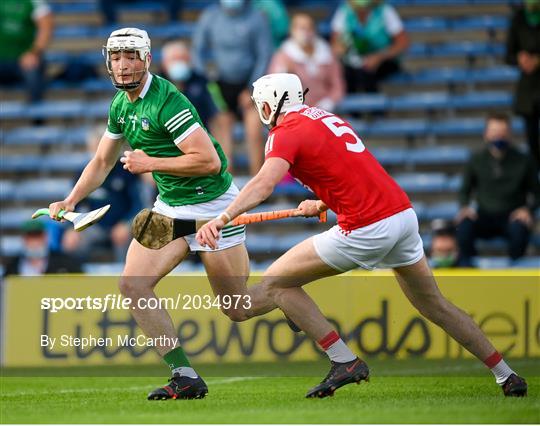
{"left": 1, "top": 0, "right": 538, "bottom": 269}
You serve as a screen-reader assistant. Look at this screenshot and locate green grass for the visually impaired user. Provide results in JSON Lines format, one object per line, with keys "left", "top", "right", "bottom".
{"left": 1, "top": 358, "right": 539, "bottom": 424}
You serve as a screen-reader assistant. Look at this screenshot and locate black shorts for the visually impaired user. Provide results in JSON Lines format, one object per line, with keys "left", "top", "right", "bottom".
{"left": 216, "top": 80, "right": 248, "bottom": 116}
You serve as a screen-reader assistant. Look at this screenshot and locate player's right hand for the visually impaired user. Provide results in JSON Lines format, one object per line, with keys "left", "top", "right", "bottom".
{"left": 297, "top": 200, "right": 320, "bottom": 217}
{"left": 48, "top": 200, "right": 75, "bottom": 221}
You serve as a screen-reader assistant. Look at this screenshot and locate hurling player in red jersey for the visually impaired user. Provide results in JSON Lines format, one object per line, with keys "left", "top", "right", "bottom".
{"left": 196, "top": 73, "right": 527, "bottom": 399}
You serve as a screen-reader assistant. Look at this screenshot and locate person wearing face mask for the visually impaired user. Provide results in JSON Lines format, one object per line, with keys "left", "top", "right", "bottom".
{"left": 505, "top": 0, "right": 540, "bottom": 169}
{"left": 455, "top": 113, "right": 540, "bottom": 267}
{"left": 268, "top": 13, "right": 345, "bottom": 112}
{"left": 192, "top": 0, "right": 273, "bottom": 175}
{"left": 3, "top": 221, "right": 82, "bottom": 276}
{"left": 330, "top": 0, "right": 409, "bottom": 93}
{"left": 161, "top": 40, "right": 221, "bottom": 130}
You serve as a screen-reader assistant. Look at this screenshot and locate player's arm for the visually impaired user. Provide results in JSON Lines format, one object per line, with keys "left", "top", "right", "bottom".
{"left": 196, "top": 158, "right": 290, "bottom": 249}
{"left": 120, "top": 127, "right": 221, "bottom": 176}
{"left": 225, "top": 158, "right": 289, "bottom": 219}
{"left": 49, "top": 134, "right": 123, "bottom": 219}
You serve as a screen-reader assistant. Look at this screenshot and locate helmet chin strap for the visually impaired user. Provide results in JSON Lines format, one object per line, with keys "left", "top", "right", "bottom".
{"left": 303, "top": 87, "right": 309, "bottom": 102}
{"left": 269, "top": 91, "right": 289, "bottom": 129}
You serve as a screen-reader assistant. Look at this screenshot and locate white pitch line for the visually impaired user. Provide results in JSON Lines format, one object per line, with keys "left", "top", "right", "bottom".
{"left": 1, "top": 377, "right": 263, "bottom": 397}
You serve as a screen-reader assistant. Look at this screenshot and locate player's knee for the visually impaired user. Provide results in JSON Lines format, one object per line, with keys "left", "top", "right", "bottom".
{"left": 118, "top": 276, "right": 153, "bottom": 298}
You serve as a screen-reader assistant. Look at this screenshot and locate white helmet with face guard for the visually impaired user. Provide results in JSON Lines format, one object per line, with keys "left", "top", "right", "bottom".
{"left": 251, "top": 73, "right": 306, "bottom": 127}
{"left": 103, "top": 27, "right": 151, "bottom": 90}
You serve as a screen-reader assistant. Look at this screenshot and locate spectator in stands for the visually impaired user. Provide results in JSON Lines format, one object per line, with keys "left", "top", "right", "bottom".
{"left": 330, "top": 0, "right": 409, "bottom": 93}
{"left": 3, "top": 220, "right": 82, "bottom": 276}
{"left": 0, "top": 0, "right": 54, "bottom": 103}
{"left": 456, "top": 113, "right": 540, "bottom": 266}
{"left": 253, "top": 0, "right": 290, "bottom": 48}
{"left": 61, "top": 127, "right": 144, "bottom": 262}
{"left": 161, "top": 39, "right": 223, "bottom": 130}
{"left": 429, "top": 219, "right": 459, "bottom": 268}
{"left": 192, "top": 0, "right": 273, "bottom": 175}
{"left": 268, "top": 13, "right": 345, "bottom": 112}
{"left": 505, "top": 0, "right": 540, "bottom": 168}
{"left": 99, "top": 0, "right": 181, "bottom": 24}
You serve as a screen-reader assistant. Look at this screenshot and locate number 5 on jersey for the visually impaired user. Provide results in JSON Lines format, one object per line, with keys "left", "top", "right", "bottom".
{"left": 322, "top": 116, "right": 365, "bottom": 153}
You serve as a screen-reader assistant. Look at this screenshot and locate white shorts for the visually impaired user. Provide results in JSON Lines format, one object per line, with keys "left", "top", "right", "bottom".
{"left": 313, "top": 208, "right": 424, "bottom": 272}
{"left": 152, "top": 184, "right": 246, "bottom": 252}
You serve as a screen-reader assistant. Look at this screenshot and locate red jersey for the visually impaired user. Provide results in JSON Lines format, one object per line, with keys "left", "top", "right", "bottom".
{"left": 265, "top": 106, "right": 412, "bottom": 231}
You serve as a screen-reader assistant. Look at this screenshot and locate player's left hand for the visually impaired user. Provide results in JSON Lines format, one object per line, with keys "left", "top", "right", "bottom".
{"left": 196, "top": 217, "right": 227, "bottom": 250}
{"left": 297, "top": 200, "right": 320, "bottom": 217}
{"left": 120, "top": 149, "right": 153, "bottom": 174}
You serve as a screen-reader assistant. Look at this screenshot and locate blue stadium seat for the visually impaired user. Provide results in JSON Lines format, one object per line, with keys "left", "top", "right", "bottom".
{"left": 0, "top": 180, "right": 15, "bottom": 201}
{"left": 53, "top": 26, "right": 91, "bottom": 39}
{"left": 82, "top": 263, "right": 126, "bottom": 274}
{"left": 81, "top": 79, "right": 115, "bottom": 93}
{"left": 1, "top": 236, "right": 23, "bottom": 257}
{"left": 0, "top": 208, "right": 37, "bottom": 230}
{"left": 446, "top": 175, "right": 463, "bottom": 192}
{"left": 390, "top": 92, "right": 450, "bottom": 111}
{"left": 0, "top": 156, "right": 42, "bottom": 172}
{"left": 511, "top": 257, "right": 540, "bottom": 268}
{"left": 368, "top": 119, "right": 428, "bottom": 137}
{"left": 404, "top": 17, "right": 448, "bottom": 32}
{"left": 431, "top": 118, "right": 485, "bottom": 136}
{"left": 468, "top": 66, "right": 519, "bottom": 84}
{"left": 411, "top": 67, "right": 470, "bottom": 85}
{"left": 450, "top": 91, "right": 512, "bottom": 109}
{"left": 450, "top": 15, "right": 508, "bottom": 32}
{"left": 87, "top": 100, "right": 111, "bottom": 119}
{"left": 422, "top": 201, "right": 460, "bottom": 221}
{"left": 408, "top": 146, "right": 470, "bottom": 165}
{"left": 41, "top": 153, "right": 91, "bottom": 173}
{"left": 275, "top": 233, "right": 312, "bottom": 252}
{"left": 50, "top": 2, "right": 97, "bottom": 13}
{"left": 15, "top": 179, "right": 72, "bottom": 202}
{"left": 406, "top": 42, "right": 429, "bottom": 57}
{"left": 246, "top": 234, "right": 276, "bottom": 254}
{"left": 474, "top": 256, "right": 510, "bottom": 269}
{"left": 2, "top": 126, "right": 62, "bottom": 146}
{"left": 336, "top": 94, "right": 388, "bottom": 114}
{"left": 431, "top": 41, "right": 493, "bottom": 58}
{"left": 394, "top": 173, "right": 449, "bottom": 193}
{"left": 370, "top": 148, "right": 407, "bottom": 165}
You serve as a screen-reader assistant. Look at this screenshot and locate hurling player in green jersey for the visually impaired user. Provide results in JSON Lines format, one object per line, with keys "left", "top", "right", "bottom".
{"left": 48, "top": 28, "right": 274, "bottom": 400}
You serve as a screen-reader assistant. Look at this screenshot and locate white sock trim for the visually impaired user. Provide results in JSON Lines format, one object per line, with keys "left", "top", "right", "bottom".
{"left": 491, "top": 359, "right": 515, "bottom": 385}
{"left": 325, "top": 339, "right": 356, "bottom": 363}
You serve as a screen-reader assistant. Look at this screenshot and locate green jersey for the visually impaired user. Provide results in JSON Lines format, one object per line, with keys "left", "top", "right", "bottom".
{"left": 106, "top": 74, "right": 232, "bottom": 206}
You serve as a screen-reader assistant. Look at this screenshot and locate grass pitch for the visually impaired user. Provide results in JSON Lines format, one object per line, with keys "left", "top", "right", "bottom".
{"left": 1, "top": 358, "right": 538, "bottom": 424}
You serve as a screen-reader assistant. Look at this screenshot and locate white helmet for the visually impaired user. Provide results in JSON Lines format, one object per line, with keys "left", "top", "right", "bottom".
{"left": 103, "top": 27, "right": 151, "bottom": 90}
{"left": 252, "top": 73, "right": 306, "bottom": 127}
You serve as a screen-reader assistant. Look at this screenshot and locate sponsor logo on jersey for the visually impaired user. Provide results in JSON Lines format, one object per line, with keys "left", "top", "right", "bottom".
{"left": 141, "top": 118, "right": 150, "bottom": 131}
{"left": 117, "top": 116, "right": 125, "bottom": 124}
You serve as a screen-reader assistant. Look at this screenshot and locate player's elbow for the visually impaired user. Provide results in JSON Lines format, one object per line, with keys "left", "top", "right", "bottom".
{"left": 206, "top": 157, "right": 222, "bottom": 175}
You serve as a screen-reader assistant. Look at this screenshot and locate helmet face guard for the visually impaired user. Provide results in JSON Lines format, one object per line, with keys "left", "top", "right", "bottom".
{"left": 103, "top": 28, "right": 151, "bottom": 91}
